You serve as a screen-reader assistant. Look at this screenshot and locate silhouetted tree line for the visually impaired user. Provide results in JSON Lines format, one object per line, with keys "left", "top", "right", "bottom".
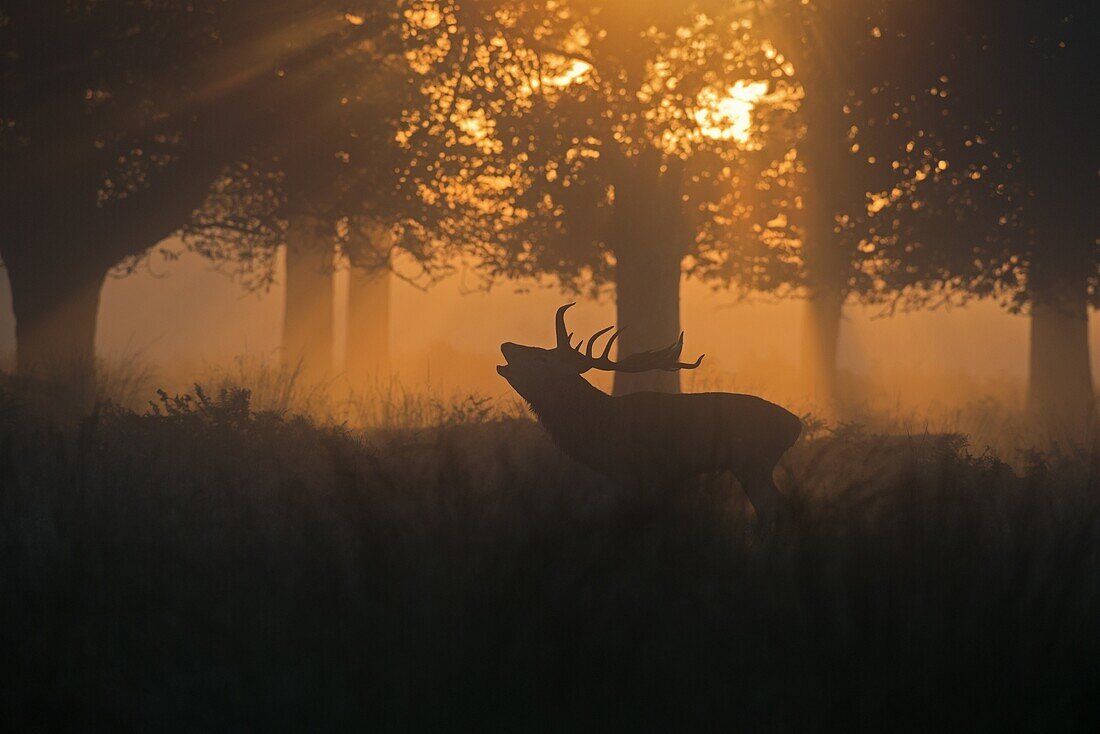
{"left": 0, "top": 1, "right": 1095, "bottom": 429}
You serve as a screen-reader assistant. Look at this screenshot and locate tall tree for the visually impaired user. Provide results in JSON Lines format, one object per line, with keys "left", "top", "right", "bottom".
{"left": 0, "top": 1, "right": 367, "bottom": 406}
{"left": 179, "top": 6, "right": 445, "bottom": 382}
{"left": 747, "top": 1, "right": 979, "bottom": 406}
{"left": 0, "top": 2, "right": 422, "bottom": 404}
{"left": 852, "top": 0, "right": 1097, "bottom": 431}
{"left": 961, "top": 1, "right": 1095, "bottom": 431}
{"left": 397, "top": 0, "right": 800, "bottom": 394}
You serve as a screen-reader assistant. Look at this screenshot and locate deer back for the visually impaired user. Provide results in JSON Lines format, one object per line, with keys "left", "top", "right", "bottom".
{"left": 539, "top": 388, "right": 801, "bottom": 481}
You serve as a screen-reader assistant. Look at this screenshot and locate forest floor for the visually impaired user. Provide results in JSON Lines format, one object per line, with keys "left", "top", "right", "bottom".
{"left": 1, "top": 383, "right": 1099, "bottom": 730}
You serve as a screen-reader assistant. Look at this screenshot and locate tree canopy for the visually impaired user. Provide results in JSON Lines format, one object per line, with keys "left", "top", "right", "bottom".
{"left": 0, "top": 2, "right": 408, "bottom": 401}
{"left": 857, "top": 0, "right": 1098, "bottom": 311}
{"left": 393, "top": 0, "right": 804, "bottom": 296}
{"left": 178, "top": 2, "right": 461, "bottom": 292}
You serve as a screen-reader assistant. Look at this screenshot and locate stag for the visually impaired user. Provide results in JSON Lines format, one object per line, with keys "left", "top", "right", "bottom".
{"left": 497, "top": 304, "right": 802, "bottom": 523}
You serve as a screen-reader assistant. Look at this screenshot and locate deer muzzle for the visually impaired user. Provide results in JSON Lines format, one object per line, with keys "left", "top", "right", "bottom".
{"left": 497, "top": 342, "right": 520, "bottom": 377}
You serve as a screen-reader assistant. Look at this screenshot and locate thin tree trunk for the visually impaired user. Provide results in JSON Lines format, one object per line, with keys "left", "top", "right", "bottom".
{"left": 346, "top": 266, "right": 390, "bottom": 383}
{"left": 282, "top": 218, "right": 335, "bottom": 382}
{"left": 610, "top": 155, "right": 685, "bottom": 396}
{"left": 6, "top": 256, "right": 106, "bottom": 411}
{"left": 1027, "top": 274, "right": 1094, "bottom": 434}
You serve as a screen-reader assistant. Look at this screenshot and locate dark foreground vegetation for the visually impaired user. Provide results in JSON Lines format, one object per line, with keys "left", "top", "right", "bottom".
{"left": 2, "top": 387, "right": 1099, "bottom": 731}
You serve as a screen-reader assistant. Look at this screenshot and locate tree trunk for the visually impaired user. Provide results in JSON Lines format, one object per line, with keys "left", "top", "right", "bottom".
{"left": 613, "top": 240, "right": 683, "bottom": 395}
{"left": 800, "top": 278, "right": 845, "bottom": 406}
{"left": 346, "top": 266, "right": 390, "bottom": 383}
{"left": 796, "top": 163, "right": 848, "bottom": 406}
{"left": 6, "top": 256, "right": 107, "bottom": 411}
{"left": 282, "top": 219, "right": 335, "bottom": 382}
{"left": 797, "top": 152, "right": 849, "bottom": 410}
{"left": 788, "top": 57, "right": 851, "bottom": 411}
{"left": 610, "top": 156, "right": 685, "bottom": 396}
{"left": 1027, "top": 275, "right": 1094, "bottom": 435}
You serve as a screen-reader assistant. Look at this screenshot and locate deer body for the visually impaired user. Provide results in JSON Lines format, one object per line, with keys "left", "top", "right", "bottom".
{"left": 498, "top": 305, "right": 802, "bottom": 522}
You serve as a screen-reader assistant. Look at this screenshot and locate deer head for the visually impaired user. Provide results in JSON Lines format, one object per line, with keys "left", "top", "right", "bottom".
{"left": 497, "top": 304, "right": 704, "bottom": 399}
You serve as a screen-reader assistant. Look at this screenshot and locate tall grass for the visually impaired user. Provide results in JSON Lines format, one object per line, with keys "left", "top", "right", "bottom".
{"left": 193, "top": 354, "right": 523, "bottom": 429}
{"left": 1, "top": 384, "right": 1098, "bottom": 729}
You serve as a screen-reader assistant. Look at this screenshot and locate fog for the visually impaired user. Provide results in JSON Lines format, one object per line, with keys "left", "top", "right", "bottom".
{"left": 4, "top": 238, "right": 1090, "bottom": 412}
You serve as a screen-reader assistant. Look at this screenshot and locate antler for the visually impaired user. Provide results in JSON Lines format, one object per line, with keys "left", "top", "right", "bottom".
{"left": 554, "top": 304, "right": 704, "bottom": 373}
{"left": 581, "top": 329, "right": 704, "bottom": 372}
{"left": 555, "top": 303, "right": 576, "bottom": 350}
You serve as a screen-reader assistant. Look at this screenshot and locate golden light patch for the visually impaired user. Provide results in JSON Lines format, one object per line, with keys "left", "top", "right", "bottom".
{"left": 694, "top": 80, "right": 770, "bottom": 145}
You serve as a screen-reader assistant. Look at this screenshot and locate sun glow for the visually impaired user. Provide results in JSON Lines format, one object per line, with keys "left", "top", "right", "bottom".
{"left": 695, "top": 80, "right": 771, "bottom": 144}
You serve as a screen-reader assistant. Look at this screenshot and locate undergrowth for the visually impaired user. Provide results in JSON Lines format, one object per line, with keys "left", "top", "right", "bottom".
{"left": 1, "top": 385, "right": 1098, "bottom": 730}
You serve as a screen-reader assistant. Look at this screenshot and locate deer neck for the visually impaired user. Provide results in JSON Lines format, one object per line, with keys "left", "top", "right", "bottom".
{"left": 523, "top": 375, "right": 611, "bottom": 434}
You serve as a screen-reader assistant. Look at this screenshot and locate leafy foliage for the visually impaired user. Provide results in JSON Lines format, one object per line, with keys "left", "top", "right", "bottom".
{"left": 174, "top": 3, "right": 465, "bottom": 290}
{"left": 767, "top": 0, "right": 1097, "bottom": 311}
{"left": 394, "top": 0, "right": 804, "bottom": 295}
{"left": 738, "top": 1, "right": 1019, "bottom": 312}
{"left": 902, "top": 0, "right": 1099, "bottom": 309}
{"left": 0, "top": 2, "right": 457, "bottom": 289}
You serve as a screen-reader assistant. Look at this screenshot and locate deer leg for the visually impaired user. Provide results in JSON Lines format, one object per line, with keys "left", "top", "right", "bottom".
{"left": 734, "top": 461, "right": 791, "bottom": 525}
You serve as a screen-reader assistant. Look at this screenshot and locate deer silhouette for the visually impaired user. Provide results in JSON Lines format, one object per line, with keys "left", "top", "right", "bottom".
{"left": 497, "top": 304, "right": 802, "bottom": 523}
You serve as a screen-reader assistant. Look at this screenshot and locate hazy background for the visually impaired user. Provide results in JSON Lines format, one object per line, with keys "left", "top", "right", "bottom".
{"left": 2, "top": 237, "right": 1076, "bottom": 411}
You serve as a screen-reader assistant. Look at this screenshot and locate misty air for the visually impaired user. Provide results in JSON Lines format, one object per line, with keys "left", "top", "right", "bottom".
{"left": 1, "top": 1, "right": 1097, "bottom": 730}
